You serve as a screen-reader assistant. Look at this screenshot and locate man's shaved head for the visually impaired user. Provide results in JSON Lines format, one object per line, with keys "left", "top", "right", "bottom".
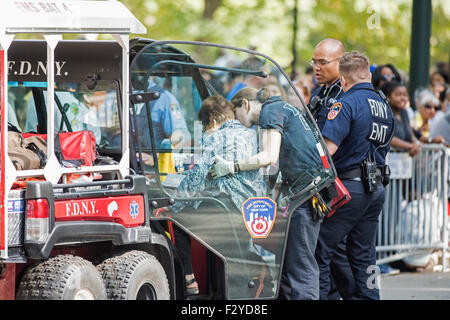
{"left": 312, "top": 38, "right": 346, "bottom": 86}
{"left": 315, "top": 38, "right": 346, "bottom": 57}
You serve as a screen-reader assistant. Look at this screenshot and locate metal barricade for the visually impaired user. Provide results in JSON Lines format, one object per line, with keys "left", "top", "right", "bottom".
{"left": 376, "top": 145, "right": 449, "bottom": 271}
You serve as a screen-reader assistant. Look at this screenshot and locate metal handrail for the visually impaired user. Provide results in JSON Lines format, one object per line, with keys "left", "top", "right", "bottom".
{"left": 376, "top": 145, "right": 449, "bottom": 271}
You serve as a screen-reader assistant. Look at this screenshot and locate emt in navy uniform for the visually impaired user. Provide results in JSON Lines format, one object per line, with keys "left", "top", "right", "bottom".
{"left": 314, "top": 51, "right": 394, "bottom": 300}
{"left": 210, "top": 87, "right": 329, "bottom": 300}
{"left": 310, "top": 38, "right": 356, "bottom": 300}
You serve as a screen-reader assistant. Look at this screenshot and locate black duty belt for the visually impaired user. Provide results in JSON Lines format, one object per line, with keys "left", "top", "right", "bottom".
{"left": 338, "top": 167, "right": 382, "bottom": 182}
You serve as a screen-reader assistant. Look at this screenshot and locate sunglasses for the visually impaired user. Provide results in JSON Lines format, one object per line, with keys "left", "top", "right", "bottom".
{"left": 424, "top": 104, "right": 441, "bottom": 111}
{"left": 383, "top": 74, "right": 395, "bottom": 81}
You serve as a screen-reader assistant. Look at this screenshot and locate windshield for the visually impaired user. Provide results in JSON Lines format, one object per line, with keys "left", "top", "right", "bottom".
{"left": 7, "top": 81, "right": 121, "bottom": 149}
{"left": 130, "top": 41, "right": 336, "bottom": 299}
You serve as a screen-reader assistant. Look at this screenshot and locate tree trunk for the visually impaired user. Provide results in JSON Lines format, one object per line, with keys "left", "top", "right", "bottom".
{"left": 204, "top": 0, "right": 223, "bottom": 19}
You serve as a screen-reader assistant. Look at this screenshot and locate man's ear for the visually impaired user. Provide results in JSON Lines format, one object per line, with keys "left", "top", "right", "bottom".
{"left": 340, "top": 74, "right": 348, "bottom": 91}
{"left": 242, "top": 99, "right": 251, "bottom": 113}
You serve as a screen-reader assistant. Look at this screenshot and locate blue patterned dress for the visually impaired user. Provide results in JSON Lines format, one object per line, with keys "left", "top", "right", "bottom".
{"left": 172, "top": 119, "right": 266, "bottom": 213}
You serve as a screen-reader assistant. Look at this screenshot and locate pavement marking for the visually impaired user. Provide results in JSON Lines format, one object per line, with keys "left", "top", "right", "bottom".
{"left": 382, "top": 287, "right": 450, "bottom": 292}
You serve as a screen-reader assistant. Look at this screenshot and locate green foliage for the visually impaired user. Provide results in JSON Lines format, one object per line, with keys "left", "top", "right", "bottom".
{"left": 304, "top": 0, "right": 414, "bottom": 71}
{"left": 12, "top": 0, "right": 450, "bottom": 76}
{"left": 431, "top": 0, "right": 450, "bottom": 66}
{"left": 120, "top": 0, "right": 448, "bottom": 75}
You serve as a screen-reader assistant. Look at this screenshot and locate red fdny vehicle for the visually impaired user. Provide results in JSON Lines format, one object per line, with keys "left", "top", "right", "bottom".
{"left": 0, "top": 0, "right": 336, "bottom": 300}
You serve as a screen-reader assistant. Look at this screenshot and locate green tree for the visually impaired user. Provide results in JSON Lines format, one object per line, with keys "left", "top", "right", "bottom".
{"left": 14, "top": 0, "right": 450, "bottom": 78}
{"left": 120, "top": 0, "right": 448, "bottom": 75}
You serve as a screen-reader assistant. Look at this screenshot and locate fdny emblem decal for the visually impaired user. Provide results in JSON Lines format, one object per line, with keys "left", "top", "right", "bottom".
{"left": 327, "top": 102, "right": 342, "bottom": 120}
{"left": 242, "top": 197, "right": 277, "bottom": 239}
{"left": 130, "top": 201, "right": 139, "bottom": 219}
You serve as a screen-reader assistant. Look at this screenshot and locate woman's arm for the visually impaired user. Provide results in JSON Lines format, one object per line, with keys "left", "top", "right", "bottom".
{"left": 390, "top": 136, "right": 415, "bottom": 151}
{"left": 175, "top": 134, "right": 217, "bottom": 194}
{"left": 323, "top": 137, "right": 338, "bottom": 156}
{"left": 238, "top": 129, "right": 282, "bottom": 171}
{"left": 211, "top": 129, "right": 282, "bottom": 178}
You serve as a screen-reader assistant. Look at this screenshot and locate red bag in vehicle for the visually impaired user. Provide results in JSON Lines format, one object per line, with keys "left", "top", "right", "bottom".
{"left": 328, "top": 177, "right": 351, "bottom": 217}
{"left": 22, "top": 133, "right": 48, "bottom": 141}
{"left": 55, "top": 130, "right": 97, "bottom": 167}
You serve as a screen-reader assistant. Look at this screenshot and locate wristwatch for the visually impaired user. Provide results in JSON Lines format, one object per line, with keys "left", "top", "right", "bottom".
{"left": 234, "top": 162, "right": 240, "bottom": 173}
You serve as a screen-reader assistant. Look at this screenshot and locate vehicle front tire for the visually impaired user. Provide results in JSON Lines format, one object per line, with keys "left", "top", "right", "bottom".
{"left": 97, "top": 250, "right": 170, "bottom": 300}
{"left": 17, "top": 254, "right": 107, "bottom": 300}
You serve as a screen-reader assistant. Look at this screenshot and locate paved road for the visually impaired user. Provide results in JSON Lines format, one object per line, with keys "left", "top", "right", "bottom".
{"left": 380, "top": 272, "right": 450, "bottom": 300}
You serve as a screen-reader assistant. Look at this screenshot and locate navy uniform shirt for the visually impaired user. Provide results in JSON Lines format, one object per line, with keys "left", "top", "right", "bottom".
{"left": 321, "top": 82, "right": 394, "bottom": 173}
{"left": 310, "top": 79, "right": 344, "bottom": 131}
{"left": 259, "top": 96, "right": 323, "bottom": 183}
{"left": 134, "top": 85, "right": 188, "bottom": 148}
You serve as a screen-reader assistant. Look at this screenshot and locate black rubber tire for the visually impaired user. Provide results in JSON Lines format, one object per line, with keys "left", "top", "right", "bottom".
{"left": 97, "top": 250, "right": 170, "bottom": 300}
{"left": 16, "top": 254, "right": 107, "bottom": 300}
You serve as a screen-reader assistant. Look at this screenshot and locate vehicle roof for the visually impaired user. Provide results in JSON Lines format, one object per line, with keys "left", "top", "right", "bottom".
{"left": 0, "top": 0, "right": 146, "bottom": 35}
{"left": 130, "top": 38, "right": 194, "bottom": 60}
{"left": 8, "top": 40, "right": 122, "bottom": 82}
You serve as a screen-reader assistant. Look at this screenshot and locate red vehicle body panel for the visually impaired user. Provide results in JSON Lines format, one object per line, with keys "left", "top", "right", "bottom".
{"left": 1, "top": 49, "right": 6, "bottom": 253}
{"left": 54, "top": 195, "right": 146, "bottom": 228}
{"left": 0, "top": 264, "right": 16, "bottom": 300}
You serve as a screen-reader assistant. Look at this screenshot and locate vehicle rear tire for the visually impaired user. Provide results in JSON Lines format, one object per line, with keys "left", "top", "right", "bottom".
{"left": 16, "top": 254, "right": 107, "bottom": 300}
{"left": 97, "top": 250, "right": 170, "bottom": 300}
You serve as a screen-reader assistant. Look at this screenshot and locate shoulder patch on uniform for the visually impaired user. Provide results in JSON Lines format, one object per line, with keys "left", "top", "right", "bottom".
{"left": 327, "top": 102, "right": 342, "bottom": 120}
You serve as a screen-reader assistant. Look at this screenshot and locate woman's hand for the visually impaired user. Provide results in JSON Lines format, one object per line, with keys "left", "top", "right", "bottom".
{"left": 408, "top": 142, "right": 421, "bottom": 157}
{"left": 210, "top": 155, "right": 235, "bottom": 179}
{"left": 430, "top": 135, "right": 445, "bottom": 144}
{"left": 419, "top": 122, "right": 429, "bottom": 133}
{"left": 137, "top": 152, "right": 155, "bottom": 166}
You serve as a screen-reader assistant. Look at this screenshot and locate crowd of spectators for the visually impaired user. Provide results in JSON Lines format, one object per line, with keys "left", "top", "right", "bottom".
{"left": 205, "top": 49, "right": 450, "bottom": 275}
{"left": 208, "top": 48, "right": 450, "bottom": 155}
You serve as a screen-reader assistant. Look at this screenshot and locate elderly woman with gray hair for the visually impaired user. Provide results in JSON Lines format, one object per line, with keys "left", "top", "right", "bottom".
{"left": 429, "top": 87, "right": 450, "bottom": 146}
{"left": 411, "top": 88, "right": 445, "bottom": 144}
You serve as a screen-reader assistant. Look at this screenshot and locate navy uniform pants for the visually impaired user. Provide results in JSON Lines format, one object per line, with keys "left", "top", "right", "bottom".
{"left": 279, "top": 202, "right": 321, "bottom": 300}
{"left": 327, "top": 236, "right": 356, "bottom": 300}
{"left": 315, "top": 179, "right": 385, "bottom": 300}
